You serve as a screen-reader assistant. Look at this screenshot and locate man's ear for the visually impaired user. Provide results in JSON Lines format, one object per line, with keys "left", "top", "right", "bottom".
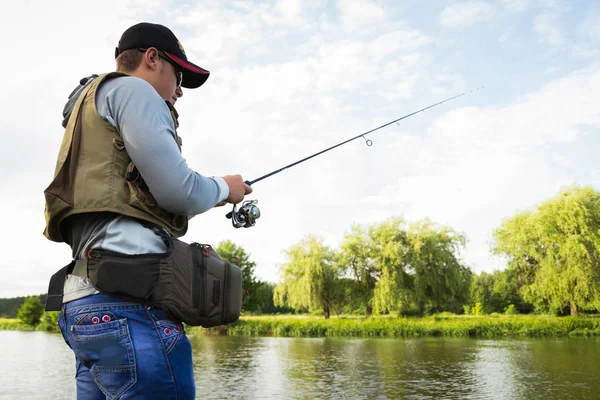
{"left": 143, "top": 48, "right": 161, "bottom": 71}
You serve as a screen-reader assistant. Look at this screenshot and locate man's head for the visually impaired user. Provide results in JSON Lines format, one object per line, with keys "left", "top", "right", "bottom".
{"left": 115, "top": 23, "right": 209, "bottom": 103}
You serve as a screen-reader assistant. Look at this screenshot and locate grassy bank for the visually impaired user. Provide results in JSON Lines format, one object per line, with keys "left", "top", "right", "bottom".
{"left": 0, "top": 318, "right": 33, "bottom": 331}
{"left": 0, "top": 317, "right": 59, "bottom": 332}
{"left": 190, "top": 314, "right": 600, "bottom": 338}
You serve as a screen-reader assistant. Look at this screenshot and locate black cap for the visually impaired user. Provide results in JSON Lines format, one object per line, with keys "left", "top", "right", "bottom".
{"left": 115, "top": 22, "right": 209, "bottom": 89}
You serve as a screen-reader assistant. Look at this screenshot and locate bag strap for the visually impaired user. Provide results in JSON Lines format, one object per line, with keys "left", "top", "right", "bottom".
{"left": 45, "top": 260, "right": 82, "bottom": 311}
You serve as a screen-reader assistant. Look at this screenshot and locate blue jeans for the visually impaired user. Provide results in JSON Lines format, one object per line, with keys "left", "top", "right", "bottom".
{"left": 58, "top": 293, "right": 196, "bottom": 399}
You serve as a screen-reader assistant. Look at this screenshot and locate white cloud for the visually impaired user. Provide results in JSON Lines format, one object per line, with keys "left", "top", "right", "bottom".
{"left": 533, "top": 14, "right": 564, "bottom": 46}
{"left": 336, "top": 0, "right": 387, "bottom": 33}
{"left": 439, "top": 1, "right": 496, "bottom": 30}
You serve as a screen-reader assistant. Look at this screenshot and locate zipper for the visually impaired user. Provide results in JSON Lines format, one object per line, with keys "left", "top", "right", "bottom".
{"left": 222, "top": 262, "right": 230, "bottom": 324}
{"left": 192, "top": 244, "right": 200, "bottom": 312}
{"left": 87, "top": 248, "right": 169, "bottom": 260}
{"left": 193, "top": 243, "right": 207, "bottom": 316}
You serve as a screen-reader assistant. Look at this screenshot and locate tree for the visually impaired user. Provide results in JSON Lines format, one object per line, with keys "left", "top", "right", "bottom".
{"left": 469, "top": 270, "right": 531, "bottom": 314}
{"left": 339, "top": 217, "right": 471, "bottom": 316}
{"left": 338, "top": 219, "right": 408, "bottom": 316}
{"left": 251, "top": 281, "right": 295, "bottom": 314}
{"left": 17, "top": 296, "right": 44, "bottom": 326}
{"left": 274, "top": 235, "right": 342, "bottom": 318}
{"left": 214, "top": 240, "right": 258, "bottom": 313}
{"left": 405, "top": 219, "right": 472, "bottom": 314}
{"left": 493, "top": 185, "right": 600, "bottom": 316}
{"left": 368, "top": 217, "right": 411, "bottom": 315}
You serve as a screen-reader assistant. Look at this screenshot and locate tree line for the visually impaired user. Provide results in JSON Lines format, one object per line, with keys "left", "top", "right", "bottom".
{"left": 5, "top": 184, "right": 600, "bottom": 326}
{"left": 273, "top": 185, "right": 600, "bottom": 318}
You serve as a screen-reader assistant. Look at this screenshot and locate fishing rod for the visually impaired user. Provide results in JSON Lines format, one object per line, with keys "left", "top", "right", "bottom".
{"left": 226, "top": 87, "right": 484, "bottom": 228}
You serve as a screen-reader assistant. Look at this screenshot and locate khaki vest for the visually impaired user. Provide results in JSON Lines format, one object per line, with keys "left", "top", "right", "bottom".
{"left": 43, "top": 72, "right": 188, "bottom": 243}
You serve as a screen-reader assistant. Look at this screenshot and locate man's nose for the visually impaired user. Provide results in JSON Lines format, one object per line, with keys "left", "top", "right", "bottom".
{"left": 175, "top": 87, "right": 183, "bottom": 99}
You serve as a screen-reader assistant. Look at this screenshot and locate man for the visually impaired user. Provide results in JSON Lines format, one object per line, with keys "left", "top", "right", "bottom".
{"left": 44, "top": 22, "right": 251, "bottom": 399}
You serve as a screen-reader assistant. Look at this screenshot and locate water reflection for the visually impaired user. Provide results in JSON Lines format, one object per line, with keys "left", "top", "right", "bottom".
{"left": 1, "top": 331, "right": 599, "bottom": 399}
{"left": 189, "top": 335, "right": 600, "bottom": 400}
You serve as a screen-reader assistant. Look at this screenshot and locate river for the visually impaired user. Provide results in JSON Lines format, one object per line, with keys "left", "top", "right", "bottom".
{"left": 0, "top": 331, "right": 598, "bottom": 399}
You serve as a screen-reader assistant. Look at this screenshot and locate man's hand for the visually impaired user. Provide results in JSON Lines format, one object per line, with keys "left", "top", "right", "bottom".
{"left": 221, "top": 175, "right": 253, "bottom": 205}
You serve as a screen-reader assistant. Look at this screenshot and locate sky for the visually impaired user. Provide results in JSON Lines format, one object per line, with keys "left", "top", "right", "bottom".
{"left": 0, "top": 0, "right": 598, "bottom": 297}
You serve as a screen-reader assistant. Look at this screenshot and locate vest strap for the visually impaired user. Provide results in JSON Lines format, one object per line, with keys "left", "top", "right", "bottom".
{"left": 45, "top": 261, "right": 76, "bottom": 311}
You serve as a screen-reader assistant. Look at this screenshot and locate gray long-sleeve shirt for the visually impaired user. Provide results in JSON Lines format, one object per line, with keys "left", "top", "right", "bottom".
{"left": 62, "top": 75, "right": 228, "bottom": 302}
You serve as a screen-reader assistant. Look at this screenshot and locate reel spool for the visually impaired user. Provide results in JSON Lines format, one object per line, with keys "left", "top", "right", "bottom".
{"left": 226, "top": 199, "right": 261, "bottom": 228}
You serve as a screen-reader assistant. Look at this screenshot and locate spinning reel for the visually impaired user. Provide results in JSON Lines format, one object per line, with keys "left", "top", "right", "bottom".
{"left": 226, "top": 199, "right": 261, "bottom": 228}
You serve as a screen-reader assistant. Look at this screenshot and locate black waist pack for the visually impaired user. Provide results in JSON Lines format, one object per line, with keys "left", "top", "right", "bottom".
{"left": 46, "top": 238, "right": 243, "bottom": 328}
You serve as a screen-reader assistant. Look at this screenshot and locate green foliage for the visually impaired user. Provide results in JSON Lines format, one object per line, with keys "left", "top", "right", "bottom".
{"left": 493, "top": 185, "right": 600, "bottom": 316}
{"left": 469, "top": 270, "right": 532, "bottom": 314}
{"left": 337, "top": 222, "right": 382, "bottom": 316}
{"left": 0, "top": 318, "right": 32, "bottom": 331}
{"left": 471, "top": 302, "right": 484, "bottom": 315}
{"left": 249, "top": 281, "right": 295, "bottom": 315}
{"left": 274, "top": 235, "right": 343, "bottom": 318}
{"left": 504, "top": 304, "right": 518, "bottom": 315}
{"left": 405, "top": 219, "right": 471, "bottom": 314}
{"left": 37, "top": 311, "right": 60, "bottom": 332}
{"left": 17, "top": 296, "right": 44, "bottom": 327}
{"left": 338, "top": 217, "right": 471, "bottom": 316}
{"left": 195, "top": 314, "right": 600, "bottom": 338}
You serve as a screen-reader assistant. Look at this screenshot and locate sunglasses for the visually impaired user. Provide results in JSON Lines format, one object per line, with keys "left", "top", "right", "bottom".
{"left": 139, "top": 48, "right": 183, "bottom": 87}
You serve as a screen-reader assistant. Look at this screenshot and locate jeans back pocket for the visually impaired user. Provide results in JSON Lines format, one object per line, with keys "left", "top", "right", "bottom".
{"left": 72, "top": 318, "right": 136, "bottom": 399}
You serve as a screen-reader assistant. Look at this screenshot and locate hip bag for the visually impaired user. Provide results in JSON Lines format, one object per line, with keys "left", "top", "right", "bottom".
{"left": 45, "top": 238, "right": 243, "bottom": 328}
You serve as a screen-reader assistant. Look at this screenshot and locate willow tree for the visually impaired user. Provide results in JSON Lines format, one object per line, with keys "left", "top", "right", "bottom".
{"left": 404, "top": 220, "right": 471, "bottom": 314}
{"left": 339, "top": 217, "right": 470, "bottom": 316}
{"left": 368, "top": 218, "right": 411, "bottom": 315}
{"left": 274, "top": 235, "right": 341, "bottom": 318}
{"left": 493, "top": 185, "right": 600, "bottom": 316}
{"left": 338, "top": 217, "right": 409, "bottom": 316}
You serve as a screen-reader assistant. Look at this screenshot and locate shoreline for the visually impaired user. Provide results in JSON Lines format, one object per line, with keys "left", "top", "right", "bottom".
{"left": 4, "top": 315, "right": 600, "bottom": 338}
{"left": 190, "top": 314, "right": 600, "bottom": 338}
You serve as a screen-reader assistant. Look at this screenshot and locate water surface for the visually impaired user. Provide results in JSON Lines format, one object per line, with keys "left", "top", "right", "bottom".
{"left": 1, "top": 331, "right": 598, "bottom": 399}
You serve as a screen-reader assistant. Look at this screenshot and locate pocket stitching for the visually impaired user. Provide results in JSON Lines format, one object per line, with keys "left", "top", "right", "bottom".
{"left": 74, "top": 318, "right": 137, "bottom": 399}
{"left": 165, "top": 334, "right": 179, "bottom": 354}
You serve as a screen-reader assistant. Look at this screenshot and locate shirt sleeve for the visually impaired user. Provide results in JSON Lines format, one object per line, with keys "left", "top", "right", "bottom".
{"left": 95, "top": 76, "right": 229, "bottom": 216}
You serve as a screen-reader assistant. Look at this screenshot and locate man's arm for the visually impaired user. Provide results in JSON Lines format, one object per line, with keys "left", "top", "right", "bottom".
{"left": 97, "top": 76, "right": 229, "bottom": 216}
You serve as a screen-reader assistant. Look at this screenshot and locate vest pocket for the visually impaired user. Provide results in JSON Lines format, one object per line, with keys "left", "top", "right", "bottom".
{"left": 71, "top": 318, "right": 136, "bottom": 399}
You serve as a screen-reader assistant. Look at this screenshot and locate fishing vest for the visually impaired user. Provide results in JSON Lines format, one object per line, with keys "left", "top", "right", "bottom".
{"left": 43, "top": 72, "right": 188, "bottom": 243}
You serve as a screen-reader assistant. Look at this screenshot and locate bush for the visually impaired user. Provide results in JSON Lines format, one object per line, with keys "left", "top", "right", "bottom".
{"left": 471, "top": 303, "right": 484, "bottom": 316}
{"left": 17, "top": 296, "right": 44, "bottom": 327}
{"left": 504, "top": 304, "right": 518, "bottom": 315}
{"left": 37, "top": 312, "right": 60, "bottom": 332}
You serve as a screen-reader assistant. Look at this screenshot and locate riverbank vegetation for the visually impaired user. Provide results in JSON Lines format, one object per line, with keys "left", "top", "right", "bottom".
{"left": 271, "top": 185, "right": 600, "bottom": 319}
{"left": 193, "top": 313, "right": 600, "bottom": 338}
{"left": 3, "top": 185, "right": 600, "bottom": 338}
